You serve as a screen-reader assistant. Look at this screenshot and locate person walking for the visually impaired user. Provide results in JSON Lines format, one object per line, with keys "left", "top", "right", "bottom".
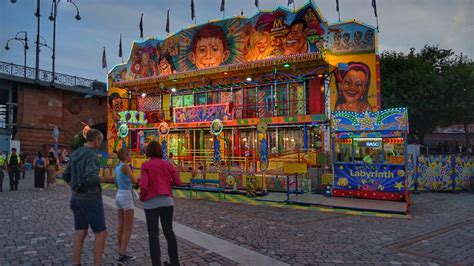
{"left": 33, "top": 151, "right": 47, "bottom": 191}
{"left": 140, "top": 141, "right": 182, "bottom": 266}
{"left": 0, "top": 151, "right": 6, "bottom": 192}
{"left": 7, "top": 148, "right": 22, "bottom": 191}
{"left": 115, "top": 148, "right": 138, "bottom": 264}
{"left": 62, "top": 129, "right": 107, "bottom": 266}
{"left": 46, "top": 152, "right": 58, "bottom": 190}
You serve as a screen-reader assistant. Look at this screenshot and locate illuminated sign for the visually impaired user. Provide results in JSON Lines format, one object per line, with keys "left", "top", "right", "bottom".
{"left": 174, "top": 103, "right": 232, "bottom": 123}
{"left": 118, "top": 110, "right": 148, "bottom": 125}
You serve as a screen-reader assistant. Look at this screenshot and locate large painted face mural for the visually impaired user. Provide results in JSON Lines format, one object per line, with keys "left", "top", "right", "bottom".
{"left": 325, "top": 22, "right": 379, "bottom": 112}
{"left": 110, "top": 4, "right": 329, "bottom": 82}
{"left": 107, "top": 87, "right": 129, "bottom": 154}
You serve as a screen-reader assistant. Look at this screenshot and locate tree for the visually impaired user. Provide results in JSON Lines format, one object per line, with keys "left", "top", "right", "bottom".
{"left": 380, "top": 45, "right": 473, "bottom": 145}
{"left": 440, "top": 55, "right": 474, "bottom": 147}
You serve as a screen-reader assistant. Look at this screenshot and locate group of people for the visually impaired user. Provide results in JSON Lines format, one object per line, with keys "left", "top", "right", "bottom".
{"left": 0, "top": 148, "right": 25, "bottom": 192}
{"left": 63, "top": 129, "right": 182, "bottom": 266}
{"left": 33, "top": 150, "right": 60, "bottom": 191}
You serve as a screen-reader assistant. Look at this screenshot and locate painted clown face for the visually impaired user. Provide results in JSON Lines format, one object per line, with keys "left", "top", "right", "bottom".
{"left": 341, "top": 70, "right": 367, "bottom": 104}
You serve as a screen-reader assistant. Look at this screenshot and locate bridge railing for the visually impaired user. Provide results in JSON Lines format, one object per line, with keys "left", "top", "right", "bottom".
{"left": 0, "top": 61, "right": 106, "bottom": 93}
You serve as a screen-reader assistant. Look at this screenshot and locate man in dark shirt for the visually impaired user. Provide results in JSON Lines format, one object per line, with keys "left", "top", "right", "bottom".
{"left": 63, "top": 129, "right": 107, "bottom": 265}
{"left": 6, "top": 148, "right": 22, "bottom": 191}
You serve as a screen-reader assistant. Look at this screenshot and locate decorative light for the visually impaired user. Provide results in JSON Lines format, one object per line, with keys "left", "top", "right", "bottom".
{"left": 224, "top": 72, "right": 228, "bottom": 75}
{"left": 283, "top": 63, "right": 291, "bottom": 68}
{"left": 171, "top": 87, "right": 177, "bottom": 92}
{"left": 172, "top": 79, "right": 178, "bottom": 82}
{"left": 246, "top": 77, "right": 252, "bottom": 82}
{"left": 318, "top": 73, "right": 323, "bottom": 78}
{"left": 243, "top": 138, "right": 247, "bottom": 142}
{"left": 141, "top": 92, "right": 147, "bottom": 98}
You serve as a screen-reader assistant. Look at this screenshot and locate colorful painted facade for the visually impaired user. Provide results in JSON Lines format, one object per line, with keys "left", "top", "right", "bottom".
{"left": 106, "top": 2, "right": 380, "bottom": 192}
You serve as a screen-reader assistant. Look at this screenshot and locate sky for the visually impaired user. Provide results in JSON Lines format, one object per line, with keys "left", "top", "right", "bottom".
{"left": 0, "top": 0, "right": 473, "bottom": 82}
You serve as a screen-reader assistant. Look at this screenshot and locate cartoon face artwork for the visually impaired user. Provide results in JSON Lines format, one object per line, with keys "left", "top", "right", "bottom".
{"left": 335, "top": 62, "right": 373, "bottom": 113}
{"left": 246, "top": 30, "right": 272, "bottom": 61}
{"left": 353, "top": 31, "right": 363, "bottom": 47}
{"left": 284, "top": 20, "right": 308, "bottom": 55}
{"left": 363, "top": 30, "right": 374, "bottom": 47}
{"left": 341, "top": 69, "right": 366, "bottom": 104}
{"left": 334, "top": 31, "right": 341, "bottom": 47}
{"left": 188, "top": 25, "right": 230, "bottom": 69}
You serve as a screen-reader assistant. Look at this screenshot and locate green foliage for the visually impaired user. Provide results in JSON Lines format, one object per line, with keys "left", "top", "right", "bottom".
{"left": 380, "top": 45, "right": 473, "bottom": 143}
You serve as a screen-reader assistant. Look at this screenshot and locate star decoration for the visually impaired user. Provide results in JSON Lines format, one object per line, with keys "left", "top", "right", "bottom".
{"left": 395, "top": 115, "right": 407, "bottom": 129}
{"left": 394, "top": 181, "right": 404, "bottom": 191}
{"left": 358, "top": 111, "right": 375, "bottom": 130}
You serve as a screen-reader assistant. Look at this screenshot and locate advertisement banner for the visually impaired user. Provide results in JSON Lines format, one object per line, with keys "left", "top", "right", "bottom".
{"left": 334, "top": 163, "right": 406, "bottom": 193}
{"left": 174, "top": 103, "right": 233, "bottom": 123}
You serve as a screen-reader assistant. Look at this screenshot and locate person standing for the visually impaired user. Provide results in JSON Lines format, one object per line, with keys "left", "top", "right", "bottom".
{"left": 0, "top": 151, "right": 6, "bottom": 192}
{"left": 46, "top": 152, "right": 58, "bottom": 190}
{"left": 115, "top": 148, "right": 138, "bottom": 264}
{"left": 140, "top": 141, "right": 182, "bottom": 266}
{"left": 20, "top": 152, "right": 27, "bottom": 179}
{"left": 33, "top": 152, "right": 47, "bottom": 191}
{"left": 62, "top": 129, "right": 107, "bottom": 266}
{"left": 6, "top": 148, "right": 22, "bottom": 191}
{"left": 168, "top": 152, "right": 177, "bottom": 166}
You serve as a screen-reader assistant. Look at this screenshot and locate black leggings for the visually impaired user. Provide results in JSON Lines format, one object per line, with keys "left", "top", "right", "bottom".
{"left": 144, "top": 206, "right": 179, "bottom": 266}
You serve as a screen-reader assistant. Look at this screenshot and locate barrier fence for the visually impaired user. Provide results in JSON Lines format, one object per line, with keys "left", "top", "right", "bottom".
{"left": 407, "top": 154, "right": 474, "bottom": 191}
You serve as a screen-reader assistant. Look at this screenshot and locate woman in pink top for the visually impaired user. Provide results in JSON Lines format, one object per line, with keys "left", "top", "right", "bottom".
{"left": 139, "top": 141, "right": 182, "bottom": 266}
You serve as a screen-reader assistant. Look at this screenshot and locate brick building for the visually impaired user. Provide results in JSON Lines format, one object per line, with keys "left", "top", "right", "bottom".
{"left": 0, "top": 61, "right": 107, "bottom": 159}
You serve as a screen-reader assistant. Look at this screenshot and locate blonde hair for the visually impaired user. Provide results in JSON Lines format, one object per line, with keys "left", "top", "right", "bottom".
{"left": 246, "top": 31, "right": 271, "bottom": 61}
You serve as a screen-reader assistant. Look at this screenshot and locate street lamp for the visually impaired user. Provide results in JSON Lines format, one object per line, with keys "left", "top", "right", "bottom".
{"left": 49, "top": 0, "right": 81, "bottom": 84}
{"left": 5, "top": 31, "right": 29, "bottom": 78}
{"left": 10, "top": 0, "right": 41, "bottom": 83}
{"left": 37, "top": 35, "right": 53, "bottom": 79}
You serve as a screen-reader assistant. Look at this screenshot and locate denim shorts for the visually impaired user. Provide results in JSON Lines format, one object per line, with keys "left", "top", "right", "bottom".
{"left": 115, "top": 190, "right": 134, "bottom": 210}
{"left": 70, "top": 196, "right": 106, "bottom": 233}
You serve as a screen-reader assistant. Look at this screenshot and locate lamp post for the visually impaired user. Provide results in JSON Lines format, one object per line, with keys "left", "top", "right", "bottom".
{"left": 37, "top": 35, "right": 53, "bottom": 65}
{"left": 49, "top": 0, "right": 81, "bottom": 84}
{"left": 5, "top": 31, "right": 29, "bottom": 78}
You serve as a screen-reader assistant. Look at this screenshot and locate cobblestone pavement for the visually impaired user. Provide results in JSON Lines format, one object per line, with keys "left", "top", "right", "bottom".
{"left": 1, "top": 171, "right": 474, "bottom": 265}
{"left": 0, "top": 172, "right": 237, "bottom": 266}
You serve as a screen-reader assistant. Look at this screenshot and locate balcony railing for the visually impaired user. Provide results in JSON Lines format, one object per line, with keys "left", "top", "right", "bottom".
{"left": 0, "top": 61, "right": 106, "bottom": 93}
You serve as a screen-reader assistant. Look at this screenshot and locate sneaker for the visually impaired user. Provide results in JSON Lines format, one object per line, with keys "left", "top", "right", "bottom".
{"left": 119, "top": 254, "right": 136, "bottom": 261}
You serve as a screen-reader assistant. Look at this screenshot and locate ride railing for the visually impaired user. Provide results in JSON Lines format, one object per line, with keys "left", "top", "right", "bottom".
{"left": 0, "top": 61, "right": 106, "bottom": 92}
{"left": 233, "top": 98, "right": 308, "bottom": 119}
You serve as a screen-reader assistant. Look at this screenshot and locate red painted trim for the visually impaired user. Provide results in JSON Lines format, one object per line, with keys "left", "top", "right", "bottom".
{"left": 332, "top": 189, "right": 405, "bottom": 201}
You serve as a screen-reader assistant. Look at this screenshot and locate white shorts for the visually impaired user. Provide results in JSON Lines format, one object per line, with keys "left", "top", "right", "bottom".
{"left": 115, "top": 190, "right": 134, "bottom": 210}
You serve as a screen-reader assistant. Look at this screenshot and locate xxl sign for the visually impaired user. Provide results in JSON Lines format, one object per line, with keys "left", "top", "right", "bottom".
{"left": 118, "top": 110, "right": 148, "bottom": 125}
